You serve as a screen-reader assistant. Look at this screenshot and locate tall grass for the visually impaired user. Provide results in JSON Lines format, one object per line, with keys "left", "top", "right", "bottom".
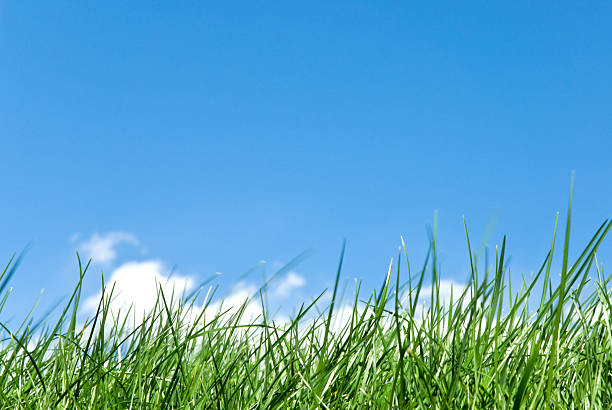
{"left": 1, "top": 187, "right": 611, "bottom": 408}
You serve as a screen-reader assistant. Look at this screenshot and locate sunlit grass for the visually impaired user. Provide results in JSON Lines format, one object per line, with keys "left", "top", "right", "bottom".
{"left": 1, "top": 182, "right": 611, "bottom": 408}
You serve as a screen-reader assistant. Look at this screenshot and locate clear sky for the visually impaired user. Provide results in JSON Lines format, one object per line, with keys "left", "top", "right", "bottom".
{"left": 1, "top": 2, "right": 611, "bottom": 322}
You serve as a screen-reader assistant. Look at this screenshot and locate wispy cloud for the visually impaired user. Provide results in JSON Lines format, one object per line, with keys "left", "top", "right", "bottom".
{"left": 77, "top": 232, "right": 139, "bottom": 264}
{"left": 274, "top": 271, "right": 306, "bottom": 298}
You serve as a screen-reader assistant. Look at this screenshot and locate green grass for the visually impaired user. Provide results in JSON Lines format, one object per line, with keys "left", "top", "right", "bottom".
{"left": 1, "top": 188, "right": 612, "bottom": 408}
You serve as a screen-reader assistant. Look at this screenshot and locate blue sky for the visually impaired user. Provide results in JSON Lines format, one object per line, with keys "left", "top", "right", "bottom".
{"left": 1, "top": 2, "right": 611, "bottom": 322}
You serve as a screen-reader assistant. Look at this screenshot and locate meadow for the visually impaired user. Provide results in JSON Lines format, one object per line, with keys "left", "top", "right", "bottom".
{"left": 1, "top": 187, "right": 611, "bottom": 408}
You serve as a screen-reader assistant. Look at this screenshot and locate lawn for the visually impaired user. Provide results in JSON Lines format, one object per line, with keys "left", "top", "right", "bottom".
{"left": 1, "top": 185, "right": 611, "bottom": 408}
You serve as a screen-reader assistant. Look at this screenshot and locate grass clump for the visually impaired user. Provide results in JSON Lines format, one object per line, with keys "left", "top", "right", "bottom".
{"left": 1, "top": 187, "right": 612, "bottom": 408}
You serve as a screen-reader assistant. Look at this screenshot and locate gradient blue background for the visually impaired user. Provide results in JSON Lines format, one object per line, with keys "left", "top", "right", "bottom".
{"left": 1, "top": 2, "right": 611, "bottom": 320}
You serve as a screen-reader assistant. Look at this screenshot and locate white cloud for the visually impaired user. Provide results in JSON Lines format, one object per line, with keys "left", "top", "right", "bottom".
{"left": 77, "top": 232, "right": 139, "bottom": 264}
{"left": 328, "top": 303, "right": 372, "bottom": 334}
{"left": 274, "top": 271, "right": 306, "bottom": 298}
{"left": 419, "top": 280, "right": 467, "bottom": 306}
{"left": 198, "top": 282, "right": 263, "bottom": 326}
{"left": 83, "top": 260, "right": 194, "bottom": 321}
{"left": 73, "top": 240, "right": 308, "bottom": 347}
{"left": 309, "top": 279, "right": 469, "bottom": 338}
{"left": 81, "top": 261, "right": 269, "bottom": 332}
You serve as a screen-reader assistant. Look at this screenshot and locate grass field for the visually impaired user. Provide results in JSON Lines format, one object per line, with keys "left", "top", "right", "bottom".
{"left": 1, "top": 187, "right": 611, "bottom": 408}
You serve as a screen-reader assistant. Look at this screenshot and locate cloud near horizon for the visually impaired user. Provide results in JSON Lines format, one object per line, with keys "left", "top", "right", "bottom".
{"left": 76, "top": 231, "right": 466, "bottom": 337}
{"left": 274, "top": 271, "right": 306, "bottom": 298}
{"left": 76, "top": 232, "right": 139, "bottom": 265}
{"left": 81, "top": 259, "right": 306, "bottom": 328}
{"left": 82, "top": 260, "right": 194, "bottom": 320}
